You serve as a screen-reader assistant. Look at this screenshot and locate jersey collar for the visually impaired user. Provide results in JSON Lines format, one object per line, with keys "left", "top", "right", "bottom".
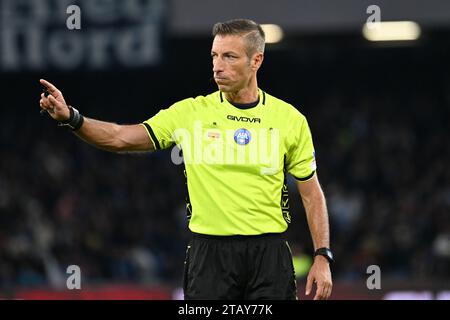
{"left": 219, "top": 89, "right": 266, "bottom": 109}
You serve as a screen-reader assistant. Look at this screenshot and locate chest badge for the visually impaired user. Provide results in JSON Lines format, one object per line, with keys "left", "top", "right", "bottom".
{"left": 234, "top": 128, "right": 251, "bottom": 145}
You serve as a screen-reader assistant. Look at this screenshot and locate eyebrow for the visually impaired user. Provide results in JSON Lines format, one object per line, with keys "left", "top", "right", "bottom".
{"left": 211, "top": 51, "right": 239, "bottom": 56}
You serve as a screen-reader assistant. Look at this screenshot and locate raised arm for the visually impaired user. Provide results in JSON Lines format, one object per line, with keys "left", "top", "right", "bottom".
{"left": 38, "top": 79, "right": 154, "bottom": 153}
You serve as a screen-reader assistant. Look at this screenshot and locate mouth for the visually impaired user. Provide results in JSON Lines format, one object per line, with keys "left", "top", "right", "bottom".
{"left": 214, "top": 77, "right": 228, "bottom": 83}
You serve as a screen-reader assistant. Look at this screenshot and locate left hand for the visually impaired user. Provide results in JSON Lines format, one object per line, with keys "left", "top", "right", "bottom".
{"left": 305, "top": 255, "right": 333, "bottom": 300}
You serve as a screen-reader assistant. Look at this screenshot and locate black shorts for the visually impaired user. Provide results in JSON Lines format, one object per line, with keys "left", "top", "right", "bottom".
{"left": 183, "top": 232, "right": 297, "bottom": 300}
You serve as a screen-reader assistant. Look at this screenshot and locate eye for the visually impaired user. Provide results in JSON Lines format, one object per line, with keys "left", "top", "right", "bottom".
{"left": 224, "top": 54, "right": 237, "bottom": 60}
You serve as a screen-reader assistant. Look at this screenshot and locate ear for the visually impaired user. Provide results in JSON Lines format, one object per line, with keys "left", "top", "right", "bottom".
{"left": 251, "top": 52, "right": 264, "bottom": 71}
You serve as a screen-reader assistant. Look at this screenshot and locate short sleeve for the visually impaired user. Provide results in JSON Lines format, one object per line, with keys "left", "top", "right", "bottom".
{"left": 141, "top": 99, "right": 190, "bottom": 150}
{"left": 285, "top": 113, "right": 317, "bottom": 181}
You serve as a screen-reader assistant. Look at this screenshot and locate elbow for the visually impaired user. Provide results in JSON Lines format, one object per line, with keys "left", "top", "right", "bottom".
{"left": 111, "top": 125, "right": 136, "bottom": 153}
{"left": 108, "top": 143, "right": 126, "bottom": 153}
{"left": 110, "top": 136, "right": 130, "bottom": 153}
{"left": 106, "top": 125, "right": 128, "bottom": 153}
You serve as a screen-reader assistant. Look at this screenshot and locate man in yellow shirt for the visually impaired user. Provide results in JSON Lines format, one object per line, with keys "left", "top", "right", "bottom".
{"left": 39, "top": 19, "right": 332, "bottom": 300}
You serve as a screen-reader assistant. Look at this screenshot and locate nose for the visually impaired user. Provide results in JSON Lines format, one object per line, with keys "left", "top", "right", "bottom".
{"left": 213, "top": 57, "right": 224, "bottom": 74}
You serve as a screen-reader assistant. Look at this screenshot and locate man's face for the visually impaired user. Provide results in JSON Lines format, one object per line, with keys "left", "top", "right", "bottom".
{"left": 211, "top": 35, "right": 256, "bottom": 92}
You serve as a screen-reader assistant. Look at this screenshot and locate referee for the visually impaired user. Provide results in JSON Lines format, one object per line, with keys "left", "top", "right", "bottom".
{"left": 38, "top": 19, "right": 333, "bottom": 300}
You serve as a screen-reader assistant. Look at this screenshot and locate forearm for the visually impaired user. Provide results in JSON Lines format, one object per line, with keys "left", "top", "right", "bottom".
{"left": 301, "top": 178, "right": 333, "bottom": 300}
{"left": 74, "top": 117, "right": 125, "bottom": 152}
{"left": 301, "top": 185, "right": 330, "bottom": 250}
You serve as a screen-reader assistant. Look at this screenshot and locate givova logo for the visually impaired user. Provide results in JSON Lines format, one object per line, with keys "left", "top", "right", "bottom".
{"left": 227, "top": 115, "right": 261, "bottom": 123}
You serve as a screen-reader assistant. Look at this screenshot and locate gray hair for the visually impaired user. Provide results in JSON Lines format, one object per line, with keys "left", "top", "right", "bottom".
{"left": 212, "top": 19, "right": 265, "bottom": 57}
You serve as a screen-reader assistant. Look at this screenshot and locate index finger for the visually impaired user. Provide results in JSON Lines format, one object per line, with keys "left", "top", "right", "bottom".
{"left": 40, "top": 79, "right": 58, "bottom": 93}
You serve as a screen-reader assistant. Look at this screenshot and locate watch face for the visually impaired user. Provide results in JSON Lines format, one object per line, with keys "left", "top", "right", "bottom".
{"left": 327, "top": 250, "right": 333, "bottom": 259}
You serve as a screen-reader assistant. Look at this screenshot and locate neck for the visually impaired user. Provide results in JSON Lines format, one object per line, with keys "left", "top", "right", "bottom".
{"left": 224, "top": 77, "right": 259, "bottom": 104}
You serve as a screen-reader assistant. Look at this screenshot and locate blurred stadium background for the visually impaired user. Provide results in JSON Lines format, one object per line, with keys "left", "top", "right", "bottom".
{"left": 1, "top": 0, "right": 449, "bottom": 300}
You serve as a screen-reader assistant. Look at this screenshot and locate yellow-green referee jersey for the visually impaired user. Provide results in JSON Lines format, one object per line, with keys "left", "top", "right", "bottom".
{"left": 142, "top": 89, "right": 317, "bottom": 236}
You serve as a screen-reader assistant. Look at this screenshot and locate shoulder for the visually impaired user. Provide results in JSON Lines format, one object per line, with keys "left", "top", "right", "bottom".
{"left": 192, "top": 91, "right": 221, "bottom": 107}
{"left": 264, "top": 91, "right": 307, "bottom": 123}
{"left": 170, "top": 91, "right": 220, "bottom": 109}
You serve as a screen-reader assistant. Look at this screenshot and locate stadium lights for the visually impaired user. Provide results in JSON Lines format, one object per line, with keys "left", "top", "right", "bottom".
{"left": 261, "top": 24, "right": 284, "bottom": 43}
{"left": 362, "top": 21, "right": 421, "bottom": 41}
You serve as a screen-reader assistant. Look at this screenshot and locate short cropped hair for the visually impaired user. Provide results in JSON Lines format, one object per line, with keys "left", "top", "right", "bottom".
{"left": 212, "top": 19, "right": 265, "bottom": 57}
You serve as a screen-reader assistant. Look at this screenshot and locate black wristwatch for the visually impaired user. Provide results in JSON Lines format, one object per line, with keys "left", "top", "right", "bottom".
{"left": 314, "top": 247, "right": 334, "bottom": 264}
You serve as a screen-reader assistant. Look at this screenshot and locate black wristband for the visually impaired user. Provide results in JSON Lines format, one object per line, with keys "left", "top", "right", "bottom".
{"left": 314, "top": 247, "right": 334, "bottom": 264}
{"left": 58, "top": 106, "right": 84, "bottom": 131}
{"left": 60, "top": 106, "right": 74, "bottom": 124}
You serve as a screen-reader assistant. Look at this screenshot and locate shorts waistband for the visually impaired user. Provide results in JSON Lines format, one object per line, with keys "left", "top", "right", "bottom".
{"left": 191, "top": 232, "right": 285, "bottom": 241}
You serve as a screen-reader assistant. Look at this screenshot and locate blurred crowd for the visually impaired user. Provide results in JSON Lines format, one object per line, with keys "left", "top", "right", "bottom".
{"left": 288, "top": 84, "right": 450, "bottom": 282}
{"left": 1, "top": 70, "right": 449, "bottom": 296}
{"left": 0, "top": 114, "right": 190, "bottom": 292}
